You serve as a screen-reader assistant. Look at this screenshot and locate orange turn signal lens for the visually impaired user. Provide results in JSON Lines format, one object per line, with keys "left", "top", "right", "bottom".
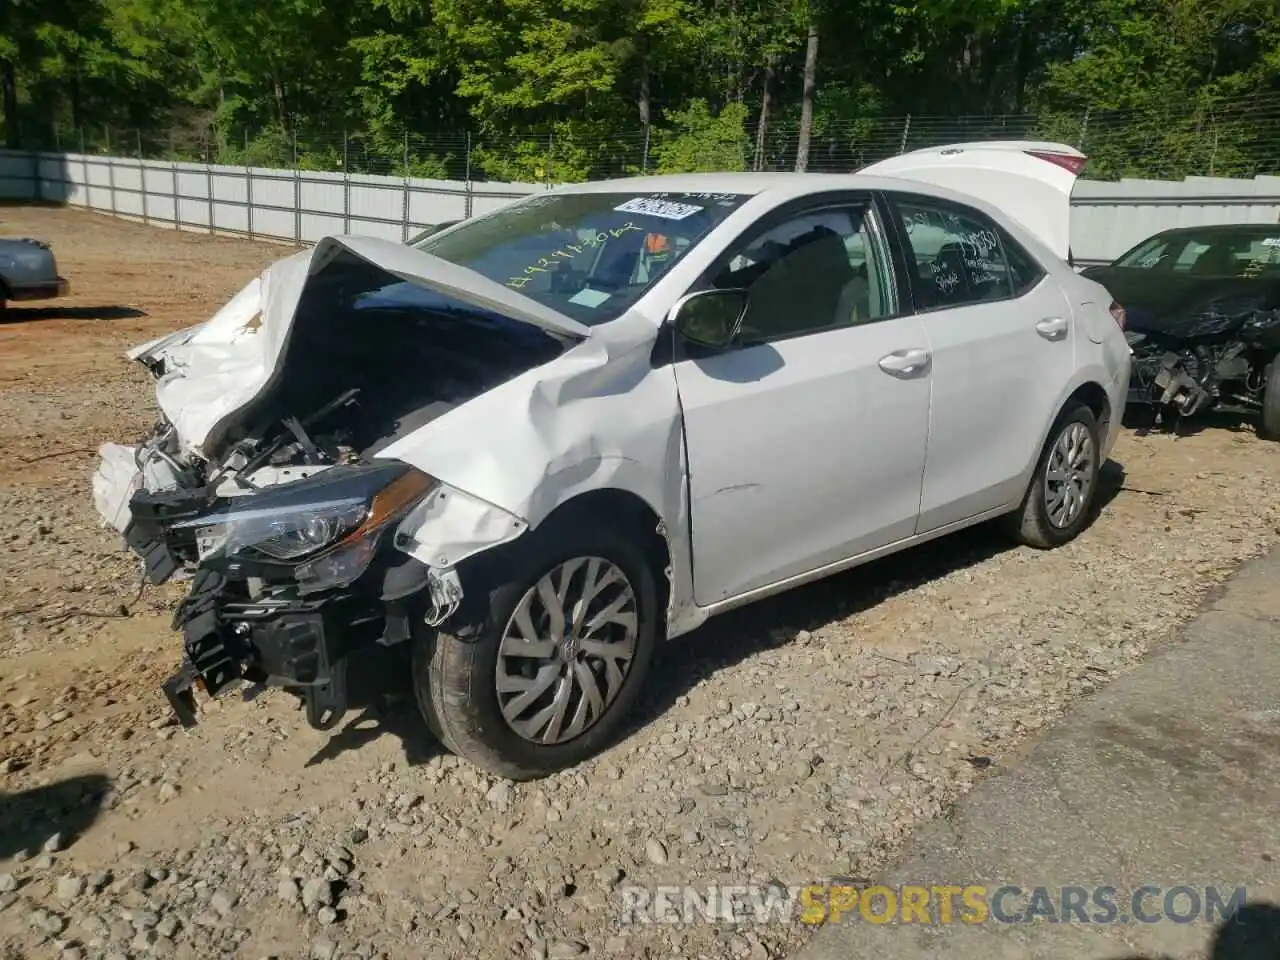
{"left": 344, "top": 469, "right": 436, "bottom": 543}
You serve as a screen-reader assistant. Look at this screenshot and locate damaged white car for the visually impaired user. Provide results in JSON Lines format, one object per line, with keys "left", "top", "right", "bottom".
{"left": 93, "top": 142, "right": 1130, "bottom": 780}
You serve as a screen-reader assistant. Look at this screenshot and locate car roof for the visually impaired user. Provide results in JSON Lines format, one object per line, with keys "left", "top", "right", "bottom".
{"left": 528, "top": 152, "right": 1087, "bottom": 262}
{"left": 547, "top": 170, "right": 976, "bottom": 198}
{"left": 1151, "top": 223, "right": 1280, "bottom": 238}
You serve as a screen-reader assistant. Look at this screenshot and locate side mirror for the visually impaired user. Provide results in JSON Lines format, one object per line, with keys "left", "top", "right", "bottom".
{"left": 669, "top": 289, "right": 749, "bottom": 350}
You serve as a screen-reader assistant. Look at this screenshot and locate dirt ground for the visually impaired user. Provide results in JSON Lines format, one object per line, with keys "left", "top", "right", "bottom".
{"left": 0, "top": 203, "right": 1278, "bottom": 960}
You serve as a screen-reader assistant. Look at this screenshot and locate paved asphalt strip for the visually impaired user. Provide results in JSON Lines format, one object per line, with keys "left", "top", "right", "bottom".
{"left": 788, "top": 544, "right": 1280, "bottom": 960}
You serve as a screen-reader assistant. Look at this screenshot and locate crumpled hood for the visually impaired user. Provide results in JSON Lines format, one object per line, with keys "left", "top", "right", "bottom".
{"left": 1083, "top": 266, "right": 1280, "bottom": 340}
{"left": 127, "top": 235, "right": 591, "bottom": 457}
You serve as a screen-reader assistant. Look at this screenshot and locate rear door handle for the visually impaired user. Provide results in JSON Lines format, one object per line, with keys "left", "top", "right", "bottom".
{"left": 878, "top": 348, "right": 931, "bottom": 379}
{"left": 1035, "top": 317, "right": 1069, "bottom": 341}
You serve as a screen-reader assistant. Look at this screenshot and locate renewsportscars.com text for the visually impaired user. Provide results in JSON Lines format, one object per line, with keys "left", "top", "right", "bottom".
{"left": 618, "top": 883, "right": 1248, "bottom": 926}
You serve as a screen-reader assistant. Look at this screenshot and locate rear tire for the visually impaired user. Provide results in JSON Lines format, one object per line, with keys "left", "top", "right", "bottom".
{"left": 411, "top": 514, "right": 659, "bottom": 781}
{"left": 1001, "top": 401, "right": 1101, "bottom": 549}
{"left": 1258, "top": 355, "right": 1280, "bottom": 441}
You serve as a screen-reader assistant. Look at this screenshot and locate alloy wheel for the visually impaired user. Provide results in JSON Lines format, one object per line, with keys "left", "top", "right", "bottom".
{"left": 1043, "top": 420, "right": 1095, "bottom": 529}
{"left": 495, "top": 556, "right": 639, "bottom": 745}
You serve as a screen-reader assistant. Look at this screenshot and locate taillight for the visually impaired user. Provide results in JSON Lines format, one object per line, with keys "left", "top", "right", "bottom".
{"left": 1109, "top": 301, "right": 1126, "bottom": 330}
{"left": 1026, "top": 150, "right": 1088, "bottom": 176}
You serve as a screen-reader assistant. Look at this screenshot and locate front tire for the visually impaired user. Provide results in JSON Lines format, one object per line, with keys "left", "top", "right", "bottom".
{"left": 412, "top": 516, "right": 659, "bottom": 781}
{"left": 1258, "top": 355, "right": 1280, "bottom": 441}
{"left": 1002, "top": 401, "right": 1101, "bottom": 549}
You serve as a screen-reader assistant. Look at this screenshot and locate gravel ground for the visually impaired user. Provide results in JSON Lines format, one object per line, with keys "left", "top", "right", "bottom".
{"left": 1, "top": 203, "right": 1278, "bottom": 960}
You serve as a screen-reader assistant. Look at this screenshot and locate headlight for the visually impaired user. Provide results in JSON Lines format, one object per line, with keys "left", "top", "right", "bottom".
{"left": 176, "top": 462, "right": 436, "bottom": 592}
{"left": 191, "top": 497, "right": 370, "bottom": 562}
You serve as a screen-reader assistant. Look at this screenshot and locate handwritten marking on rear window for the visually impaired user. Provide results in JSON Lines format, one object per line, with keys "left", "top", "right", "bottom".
{"left": 933, "top": 267, "right": 961, "bottom": 294}
{"left": 504, "top": 222, "right": 642, "bottom": 288}
{"left": 615, "top": 197, "right": 705, "bottom": 220}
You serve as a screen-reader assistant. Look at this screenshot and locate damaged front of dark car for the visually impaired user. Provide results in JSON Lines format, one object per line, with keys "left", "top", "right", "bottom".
{"left": 1083, "top": 224, "right": 1280, "bottom": 438}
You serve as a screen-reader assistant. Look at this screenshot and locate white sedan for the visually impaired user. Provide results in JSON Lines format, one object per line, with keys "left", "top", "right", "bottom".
{"left": 93, "top": 141, "right": 1131, "bottom": 780}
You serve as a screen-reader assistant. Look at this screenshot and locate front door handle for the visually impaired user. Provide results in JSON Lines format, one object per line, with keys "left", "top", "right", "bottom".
{"left": 878, "top": 348, "right": 931, "bottom": 379}
{"left": 1035, "top": 317, "right": 1069, "bottom": 341}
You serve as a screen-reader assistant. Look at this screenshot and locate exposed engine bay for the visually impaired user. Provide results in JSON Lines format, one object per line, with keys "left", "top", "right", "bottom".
{"left": 115, "top": 287, "right": 562, "bottom": 575}
{"left": 94, "top": 246, "right": 572, "bottom": 731}
{"left": 1122, "top": 302, "right": 1280, "bottom": 431}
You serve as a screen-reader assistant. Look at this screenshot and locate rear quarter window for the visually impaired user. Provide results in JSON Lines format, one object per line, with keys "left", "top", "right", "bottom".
{"left": 1002, "top": 230, "right": 1046, "bottom": 297}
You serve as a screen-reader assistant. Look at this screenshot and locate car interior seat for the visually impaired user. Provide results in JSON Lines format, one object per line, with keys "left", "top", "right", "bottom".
{"left": 1190, "top": 242, "right": 1240, "bottom": 276}
{"left": 743, "top": 227, "right": 855, "bottom": 337}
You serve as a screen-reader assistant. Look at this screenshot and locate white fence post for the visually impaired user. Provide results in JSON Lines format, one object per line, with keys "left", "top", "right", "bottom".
{"left": 172, "top": 132, "right": 181, "bottom": 232}
{"left": 342, "top": 130, "right": 351, "bottom": 234}
{"left": 138, "top": 131, "right": 150, "bottom": 226}
{"left": 246, "top": 163, "right": 255, "bottom": 239}
{"left": 293, "top": 129, "right": 302, "bottom": 245}
{"left": 205, "top": 162, "right": 215, "bottom": 235}
{"left": 464, "top": 132, "right": 473, "bottom": 219}
{"left": 107, "top": 155, "right": 117, "bottom": 215}
{"left": 402, "top": 130, "right": 410, "bottom": 242}
{"left": 79, "top": 129, "right": 89, "bottom": 208}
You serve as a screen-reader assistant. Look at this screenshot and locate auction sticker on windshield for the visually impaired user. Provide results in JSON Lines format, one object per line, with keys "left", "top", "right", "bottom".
{"left": 615, "top": 197, "right": 705, "bottom": 220}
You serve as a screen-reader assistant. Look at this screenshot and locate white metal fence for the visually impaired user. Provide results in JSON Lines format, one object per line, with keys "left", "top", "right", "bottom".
{"left": 4, "top": 149, "right": 1280, "bottom": 262}
{"left": 1068, "top": 175, "right": 1280, "bottom": 265}
{"left": 0, "top": 149, "right": 544, "bottom": 245}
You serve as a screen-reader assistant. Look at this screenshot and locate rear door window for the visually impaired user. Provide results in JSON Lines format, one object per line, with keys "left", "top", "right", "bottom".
{"left": 886, "top": 194, "right": 1042, "bottom": 311}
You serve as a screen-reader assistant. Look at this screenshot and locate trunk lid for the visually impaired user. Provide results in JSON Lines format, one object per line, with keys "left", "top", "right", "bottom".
{"left": 129, "top": 235, "right": 590, "bottom": 456}
{"left": 860, "top": 140, "right": 1086, "bottom": 262}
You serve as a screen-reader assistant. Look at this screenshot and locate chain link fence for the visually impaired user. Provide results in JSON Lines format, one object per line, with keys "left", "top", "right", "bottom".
{"left": 13, "top": 94, "right": 1280, "bottom": 184}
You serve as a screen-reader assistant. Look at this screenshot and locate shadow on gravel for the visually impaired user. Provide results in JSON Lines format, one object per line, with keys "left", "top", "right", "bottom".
{"left": 0, "top": 198, "right": 68, "bottom": 210}
{"left": 626, "top": 457, "right": 1127, "bottom": 743}
{"left": 302, "top": 645, "right": 441, "bottom": 769}
{"left": 1111, "top": 900, "right": 1280, "bottom": 959}
{"left": 0, "top": 772, "right": 112, "bottom": 860}
{"left": 1, "top": 305, "right": 147, "bottom": 323}
{"left": 1209, "top": 902, "right": 1280, "bottom": 958}
{"left": 1124, "top": 405, "right": 1260, "bottom": 439}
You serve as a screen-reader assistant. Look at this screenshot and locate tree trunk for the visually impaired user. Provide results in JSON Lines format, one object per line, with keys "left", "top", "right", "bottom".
{"left": 794, "top": 20, "right": 819, "bottom": 173}
{"left": 638, "top": 55, "right": 651, "bottom": 130}
{"left": 637, "top": 52, "right": 651, "bottom": 170}
{"left": 70, "top": 72, "right": 83, "bottom": 131}
{"left": 753, "top": 53, "right": 776, "bottom": 171}
{"left": 274, "top": 77, "right": 287, "bottom": 127}
{"left": 1, "top": 59, "right": 18, "bottom": 149}
{"left": 1013, "top": 12, "right": 1035, "bottom": 113}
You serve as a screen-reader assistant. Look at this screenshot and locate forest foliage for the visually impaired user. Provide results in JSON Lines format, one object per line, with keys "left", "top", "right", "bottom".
{"left": 3, "top": 0, "right": 1280, "bottom": 181}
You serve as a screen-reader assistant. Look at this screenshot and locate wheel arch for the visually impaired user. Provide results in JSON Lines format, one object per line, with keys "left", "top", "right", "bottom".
{"left": 452, "top": 487, "right": 674, "bottom": 631}
{"left": 1011, "top": 375, "right": 1112, "bottom": 506}
{"left": 1039, "top": 375, "right": 1111, "bottom": 457}
{"left": 536, "top": 489, "right": 673, "bottom": 615}
{"left": 1067, "top": 380, "right": 1112, "bottom": 435}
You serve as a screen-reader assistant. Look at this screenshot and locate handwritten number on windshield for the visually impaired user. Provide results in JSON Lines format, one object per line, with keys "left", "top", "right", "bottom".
{"left": 505, "top": 222, "right": 642, "bottom": 289}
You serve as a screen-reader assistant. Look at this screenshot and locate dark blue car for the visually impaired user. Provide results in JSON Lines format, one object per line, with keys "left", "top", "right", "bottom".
{"left": 0, "top": 237, "right": 70, "bottom": 313}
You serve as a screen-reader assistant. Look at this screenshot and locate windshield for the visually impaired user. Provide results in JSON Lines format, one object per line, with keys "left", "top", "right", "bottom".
{"left": 413, "top": 191, "right": 751, "bottom": 325}
{"left": 1114, "top": 229, "right": 1280, "bottom": 278}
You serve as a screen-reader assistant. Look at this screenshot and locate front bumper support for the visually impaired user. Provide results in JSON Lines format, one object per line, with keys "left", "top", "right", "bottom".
{"left": 162, "top": 574, "right": 355, "bottom": 730}
{"left": 162, "top": 661, "right": 201, "bottom": 728}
